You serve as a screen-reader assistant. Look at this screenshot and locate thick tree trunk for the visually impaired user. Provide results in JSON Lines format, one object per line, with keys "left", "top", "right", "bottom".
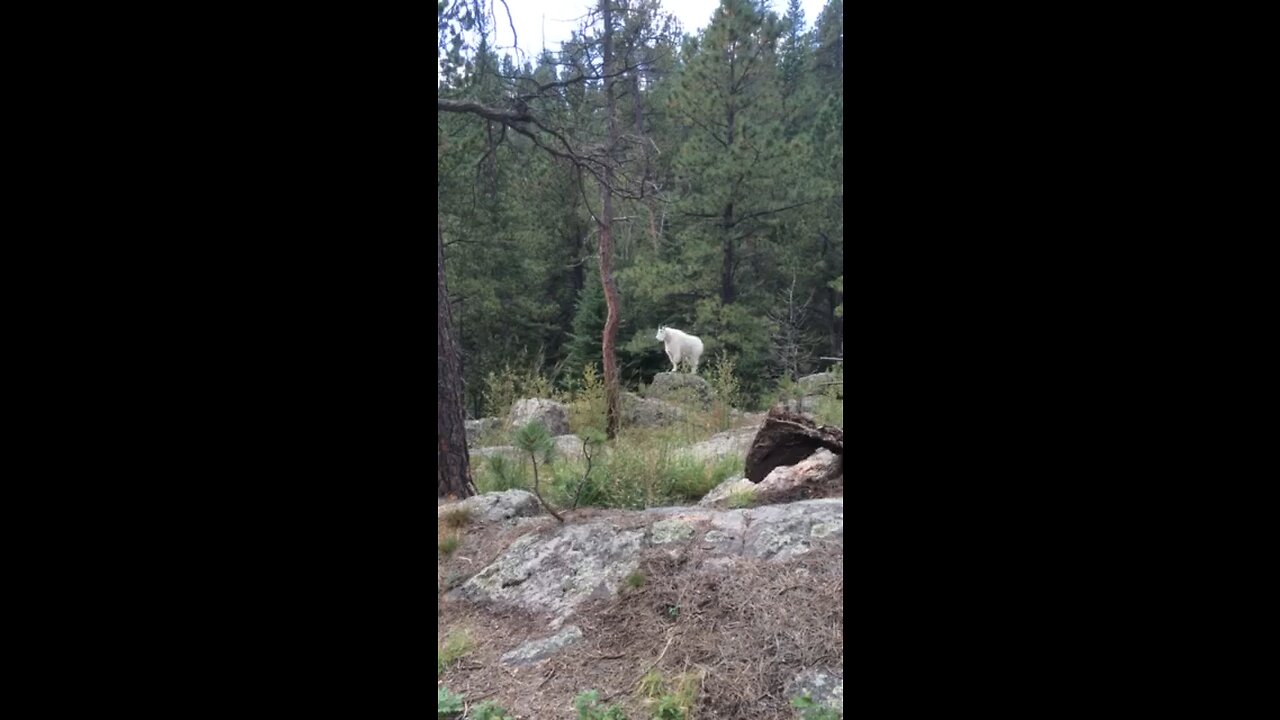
{"left": 721, "top": 202, "right": 735, "bottom": 304}
{"left": 438, "top": 214, "right": 474, "bottom": 498}
{"left": 722, "top": 99, "right": 737, "bottom": 305}
{"left": 600, "top": 0, "right": 622, "bottom": 439}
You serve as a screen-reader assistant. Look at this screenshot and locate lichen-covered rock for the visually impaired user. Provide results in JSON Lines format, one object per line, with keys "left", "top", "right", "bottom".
{"left": 473, "top": 445, "right": 522, "bottom": 463}
{"left": 465, "top": 417, "right": 503, "bottom": 447}
{"left": 499, "top": 625, "right": 583, "bottom": 666}
{"left": 448, "top": 499, "right": 843, "bottom": 625}
{"left": 621, "top": 392, "right": 685, "bottom": 427}
{"left": 729, "top": 409, "right": 768, "bottom": 428}
{"left": 650, "top": 519, "right": 695, "bottom": 544}
{"left": 436, "top": 489, "right": 541, "bottom": 524}
{"left": 686, "top": 427, "right": 757, "bottom": 462}
{"left": 797, "top": 372, "right": 842, "bottom": 397}
{"left": 789, "top": 669, "right": 844, "bottom": 713}
{"left": 449, "top": 522, "right": 647, "bottom": 628}
{"left": 772, "top": 395, "right": 826, "bottom": 414}
{"left": 649, "top": 372, "right": 713, "bottom": 408}
{"left": 698, "top": 476, "right": 756, "bottom": 508}
{"left": 742, "top": 499, "right": 844, "bottom": 561}
{"left": 509, "top": 398, "right": 571, "bottom": 436}
{"left": 551, "top": 434, "right": 586, "bottom": 463}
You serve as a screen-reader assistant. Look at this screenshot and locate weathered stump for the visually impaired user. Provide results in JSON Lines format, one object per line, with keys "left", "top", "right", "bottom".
{"left": 745, "top": 407, "right": 843, "bottom": 484}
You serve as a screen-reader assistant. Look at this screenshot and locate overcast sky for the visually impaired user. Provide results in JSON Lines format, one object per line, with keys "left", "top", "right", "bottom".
{"left": 460, "top": 0, "right": 827, "bottom": 64}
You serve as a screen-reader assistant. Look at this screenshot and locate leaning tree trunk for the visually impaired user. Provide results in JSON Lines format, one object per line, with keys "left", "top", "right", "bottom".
{"left": 438, "top": 213, "right": 474, "bottom": 498}
{"left": 599, "top": 0, "right": 622, "bottom": 439}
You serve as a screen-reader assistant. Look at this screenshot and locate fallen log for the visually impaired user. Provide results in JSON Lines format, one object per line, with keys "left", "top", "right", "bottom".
{"left": 745, "top": 407, "right": 844, "bottom": 484}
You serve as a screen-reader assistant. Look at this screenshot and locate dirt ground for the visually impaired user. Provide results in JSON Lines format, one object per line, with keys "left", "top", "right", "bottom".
{"left": 438, "top": 506, "right": 844, "bottom": 719}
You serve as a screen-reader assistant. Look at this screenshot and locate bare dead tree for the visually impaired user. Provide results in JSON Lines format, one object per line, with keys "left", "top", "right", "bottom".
{"left": 768, "top": 273, "right": 818, "bottom": 381}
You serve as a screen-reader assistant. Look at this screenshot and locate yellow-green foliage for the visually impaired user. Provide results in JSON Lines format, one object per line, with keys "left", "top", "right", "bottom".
{"left": 640, "top": 670, "right": 704, "bottom": 720}
{"left": 438, "top": 631, "right": 472, "bottom": 671}
{"left": 814, "top": 361, "right": 843, "bottom": 428}
{"left": 440, "top": 506, "right": 472, "bottom": 530}
{"left": 438, "top": 533, "right": 461, "bottom": 556}
{"left": 482, "top": 356, "right": 558, "bottom": 417}
{"left": 567, "top": 364, "right": 607, "bottom": 435}
{"left": 726, "top": 488, "right": 756, "bottom": 509}
{"left": 705, "top": 352, "right": 743, "bottom": 431}
{"left": 476, "top": 455, "right": 529, "bottom": 493}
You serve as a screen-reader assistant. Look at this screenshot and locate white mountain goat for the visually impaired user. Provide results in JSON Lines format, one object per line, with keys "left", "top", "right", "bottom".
{"left": 655, "top": 326, "right": 704, "bottom": 374}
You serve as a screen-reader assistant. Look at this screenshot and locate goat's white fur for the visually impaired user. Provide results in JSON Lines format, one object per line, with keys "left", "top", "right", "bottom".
{"left": 655, "top": 326, "right": 704, "bottom": 374}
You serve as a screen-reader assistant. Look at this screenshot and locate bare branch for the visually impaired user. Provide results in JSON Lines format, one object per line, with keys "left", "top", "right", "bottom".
{"left": 438, "top": 98, "right": 533, "bottom": 124}
{"left": 729, "top": 198, "right": 824, "bottom": 228}
{"left": 497, "top": 0, "right": 516, "bottom": 54}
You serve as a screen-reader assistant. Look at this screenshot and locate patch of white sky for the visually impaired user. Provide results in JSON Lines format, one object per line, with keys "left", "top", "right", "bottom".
{"left": 440, "top": 0, "right": 827, "bottom": 81}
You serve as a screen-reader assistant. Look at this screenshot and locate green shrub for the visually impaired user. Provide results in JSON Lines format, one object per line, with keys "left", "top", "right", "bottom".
{"left": 705, "top": 352, "right": 743, "bottom": 431}
{"left": 814, "top": 361, "right": 843, "bottom": 427}
{"left": 483, "top": 353, "right": 557, "bottom": 417}
{"left": 440, "top": 506, "right": 472, "bottom": 530}
{"left": 437, "top": 687, "right": 463, "bottom": 717}
{"left": 477, "top": 454, "right": 528, "bottom": 493}
{"left": 574, "top": 690, "right": 629, "bottom": 720}
{"left": 438, "top": 632, "right": 471, "bottom": 670}
{"left": 472, "top": 701, "right": 516, "bottom": 720}
{"left": 438, "top": 534, "right": 461, "bottom": 557}
{"left": 792, "top": 693, "right": 841, "bottom": 719}
{"left": 568, "top": 364, "right": 607, "bottom": 436}
{"left": 726, "top": 489, "right": 756, "bottom": 508}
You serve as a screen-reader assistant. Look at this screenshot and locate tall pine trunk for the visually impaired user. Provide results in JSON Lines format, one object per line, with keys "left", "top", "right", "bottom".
{"left": 599, "top": 0, "right": 623, "bottom": 439}
{"left": 438, "top": 213, "right": 473, "bottom": 498}
{"left": 721, "top": 102, "right": 737, "bottom": 304}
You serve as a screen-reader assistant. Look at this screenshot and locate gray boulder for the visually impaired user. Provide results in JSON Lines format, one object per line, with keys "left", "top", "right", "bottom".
{"left": 465, "top": 417, "right": 503, "bottom": 447}
{"left": 649, "top": 372, "right": 713, "bottom": 408}
{"left": 436, "top": 489, "right": 541, "bottom": 524}
{"left": 622, "top": 392, "right": 685, "bottom": 427}
{"left": 789, "top": 669, "right": 844, "bottom": 713}
{"left": 551, "top": 434, "right": 586, "bottom": 463}
{"left": 741, "top": 499, "right": 844, "bottom": 561}
{"left": 797, "top": 372, "right": 842, "bottom": 398}
{"left": 509, "top": 398, "right": 571, "bottom": 436}
{"left": 472, "top": 445, "right": 523, "bottom": 463}
{"left": 698, "top": 476, "right": 756, "bottom": 508}
{"left": 773, "top": 395, "right": 826, "bottom": 415}
{"left": 448, "top": 498, "right": 843, "bottom": 625}
{"left": 686, "top": 426, "right": 757, "bottom": 461}
{"left": 500, "top": 625, "right": 584, "bottom": 666}
{"left": 449, "top": 521, "right": 647, "bottom": 629}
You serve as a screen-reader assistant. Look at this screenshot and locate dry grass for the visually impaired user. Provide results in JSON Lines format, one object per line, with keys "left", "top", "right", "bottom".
{"left": 441, "top": 506, "right": 473, "bottom": 530}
